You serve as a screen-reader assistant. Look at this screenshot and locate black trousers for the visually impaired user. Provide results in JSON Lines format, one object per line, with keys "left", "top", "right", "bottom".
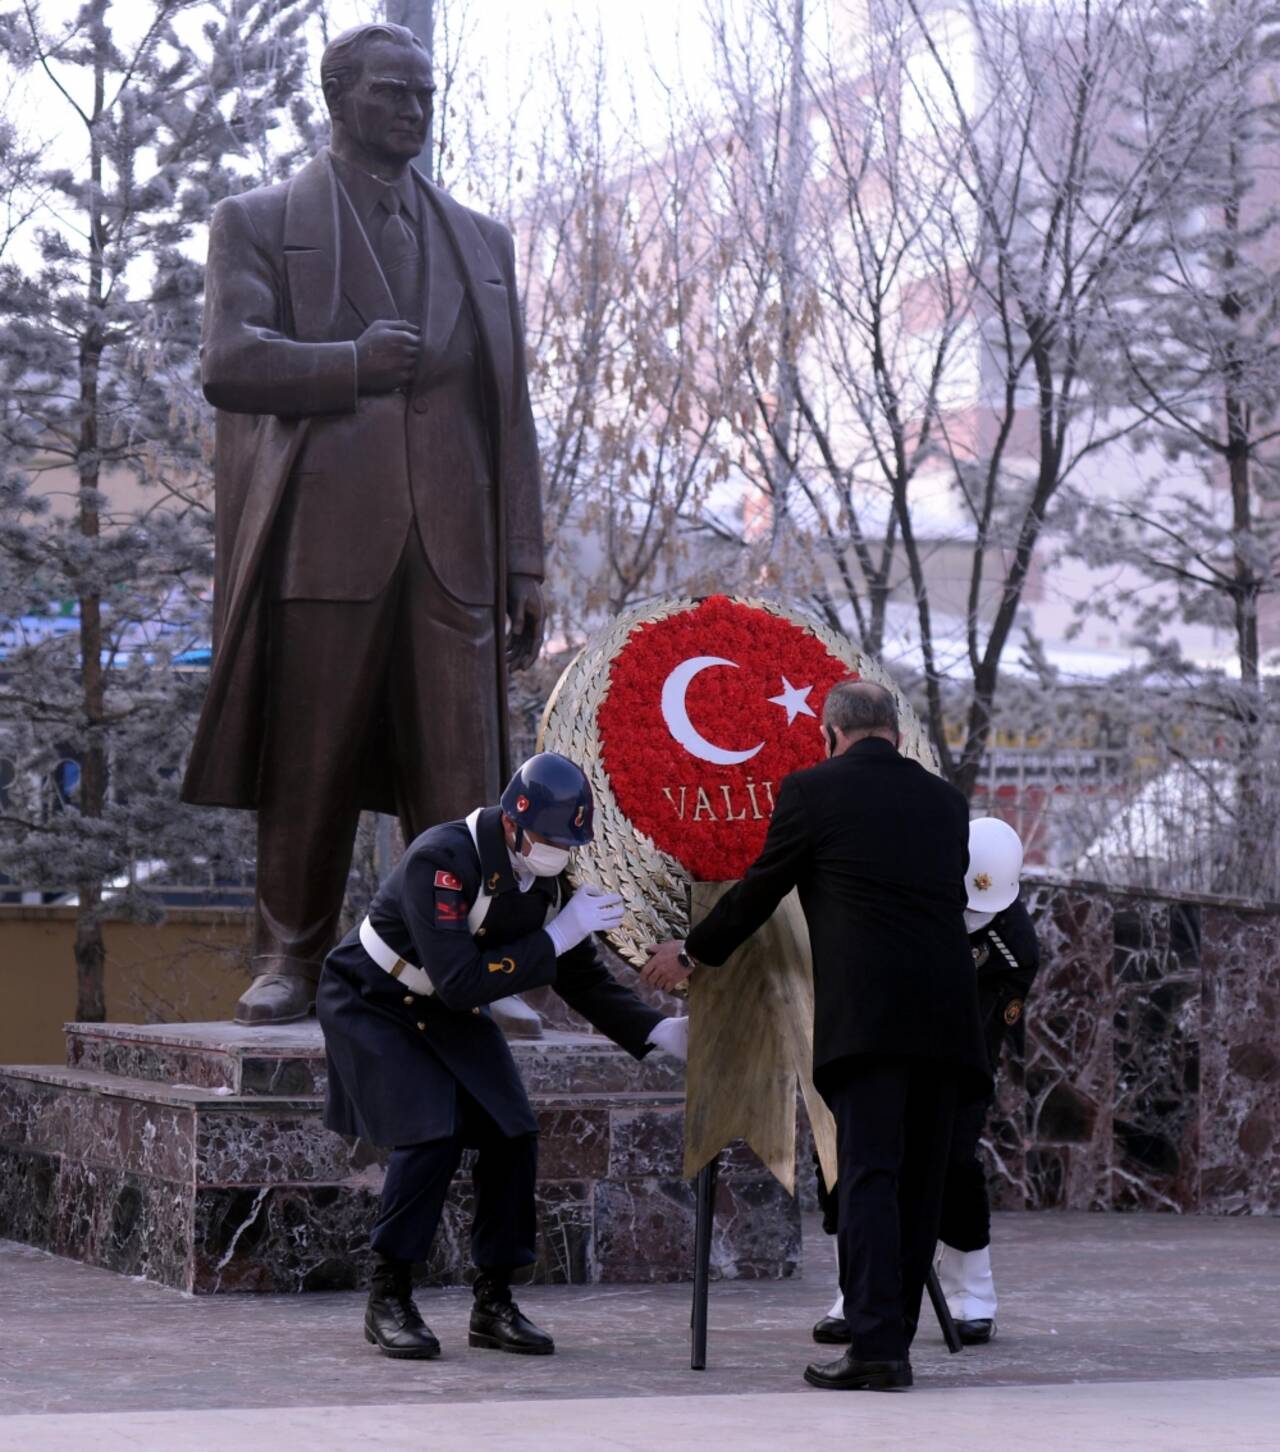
{"left": 824, "top": 1057, "right": 958, "bottom": 1361}
{"left": 937, "top": 1096, "right": 990, "bottom": 1252}
{"left": 369, "top": 1083, "right": 537, "bottom": 1271}
{"left": 255, "top": 535, "right": 500, "bottom": 976}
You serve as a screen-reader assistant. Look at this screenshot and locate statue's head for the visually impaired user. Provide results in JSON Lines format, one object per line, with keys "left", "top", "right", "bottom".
{"left": 321, "top": 23, "right": 435, "bottom": 168}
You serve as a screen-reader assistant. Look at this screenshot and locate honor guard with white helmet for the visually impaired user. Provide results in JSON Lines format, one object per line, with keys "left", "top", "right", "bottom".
{"left": 317, "top": 752, "right": 687, "bottom": 1362}
{"left": 813, "top": 815, "right": 1040, "bottom": 1351}
{"left": 965, "top": 817, "right": 1025, "bottom": 916}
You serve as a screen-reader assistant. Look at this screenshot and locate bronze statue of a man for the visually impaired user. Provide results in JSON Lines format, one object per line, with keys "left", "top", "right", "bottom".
{"left": 182, "top": 23, "right": 545, "bottom": 1025}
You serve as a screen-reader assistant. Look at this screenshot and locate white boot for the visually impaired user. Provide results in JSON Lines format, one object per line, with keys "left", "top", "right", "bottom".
{"left": 935, "top": 1242, "right": 997, "bottom": 1322}
{"left": 827, "top": 1231, "right": 843, "bottom": 1319}
{"left": 813, "top": 1239, "right": 845, "bottom": 1339}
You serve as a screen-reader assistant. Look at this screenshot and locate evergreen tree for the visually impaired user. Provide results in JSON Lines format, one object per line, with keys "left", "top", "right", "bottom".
{"left": 0, "top": 0, "right": 319, "bottom": 1020}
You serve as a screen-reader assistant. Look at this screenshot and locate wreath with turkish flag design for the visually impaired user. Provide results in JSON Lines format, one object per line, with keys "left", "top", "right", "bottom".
{"left": 539, "top": 596, "right": 934, "bottom": 965}
{"left": 598, "top": 597, "right": 850, "bottom": 881}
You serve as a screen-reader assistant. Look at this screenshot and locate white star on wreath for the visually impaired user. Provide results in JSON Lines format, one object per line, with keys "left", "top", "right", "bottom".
{"left": 767, "top": 676, "right": 816, "bottom": 726}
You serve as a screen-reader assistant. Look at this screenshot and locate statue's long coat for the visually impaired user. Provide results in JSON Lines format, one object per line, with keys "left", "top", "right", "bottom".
{"left": 181, "top": 151, "right": 544, "bottom": 812}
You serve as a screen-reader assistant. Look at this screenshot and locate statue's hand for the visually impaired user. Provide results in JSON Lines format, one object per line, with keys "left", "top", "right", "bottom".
{"left": 506, "top": 574, "right": 545, "bottom": 671}
{"left": 355, "top": 318, "right": 420, "bottom": 394}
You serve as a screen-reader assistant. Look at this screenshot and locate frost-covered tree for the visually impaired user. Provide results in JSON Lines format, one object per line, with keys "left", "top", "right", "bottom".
{"left": 1087, "top": 0, "right": 1280, "bottom": 689}
{"left": 0, "top": 0, "right": 318, "bottom": 1020}
{"left": 888, "top": 0, "right": 1234, "bottom": 796}
{"left": 1064, "top": 0, "right": 1280, "bottom": 893}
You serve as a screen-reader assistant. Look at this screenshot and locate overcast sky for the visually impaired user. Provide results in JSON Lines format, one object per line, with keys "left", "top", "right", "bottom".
{"left": 14, "top": 0, "right": 722, "bottom": 141}
{"left": 332, "top": 0, "right": 721, "bottom": 120}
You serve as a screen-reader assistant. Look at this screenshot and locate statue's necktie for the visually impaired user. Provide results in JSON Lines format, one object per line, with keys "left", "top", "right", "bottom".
{"left": 377, "top": 189, "right": 421, "bottom": 321}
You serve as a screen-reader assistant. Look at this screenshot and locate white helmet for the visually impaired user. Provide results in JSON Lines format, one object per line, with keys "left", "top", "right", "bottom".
{"left": 966, "top": 817, "right": 1023, "bottom": 912}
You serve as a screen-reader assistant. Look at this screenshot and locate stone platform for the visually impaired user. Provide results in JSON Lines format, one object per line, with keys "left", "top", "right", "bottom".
{"left": 4, "top": 1213, "right": 1280, "bottom": 1450}
{"left": 0, "top": 1022, "right": 798, "bottom": 1293}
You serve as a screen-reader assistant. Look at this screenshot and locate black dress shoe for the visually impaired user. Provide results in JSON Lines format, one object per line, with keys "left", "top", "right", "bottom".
{"left": 812, "top": 1315, "right": 853, "bottom": 1345}
{"left": 469, "top": 1271, "right": 554, "bottom": 1355}
{"left": 364, "top": 1255, "right": 441, "bottom": 1360}
{"left": 956, "top": 1318, "right": 996, "bottom": 1345}
{"left": 234, "top": 973, "right": 315, "bottom": 1025}
{"left": 804, "top": 1351, "right": 913, "bottom": 1391}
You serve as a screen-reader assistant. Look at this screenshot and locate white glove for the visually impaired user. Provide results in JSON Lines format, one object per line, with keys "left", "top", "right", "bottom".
{"left": 544, "top": 883, "right": 625, "bottom": 956}
{"left": 647, "top": 1015, "right": 688, "bottom": 1061}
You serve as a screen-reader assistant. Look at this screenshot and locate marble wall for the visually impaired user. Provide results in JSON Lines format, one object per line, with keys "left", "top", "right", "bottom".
{"left": 987, "top": 880, "right": 1280, "bottom": 1215}
{"left": 3, "top": 878, "right": 1274, "bottom": 1300}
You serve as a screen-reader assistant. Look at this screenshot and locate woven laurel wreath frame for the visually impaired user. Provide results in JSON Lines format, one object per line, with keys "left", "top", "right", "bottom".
{"left": 537, "top": 595, "right": 937, "bottom": 967}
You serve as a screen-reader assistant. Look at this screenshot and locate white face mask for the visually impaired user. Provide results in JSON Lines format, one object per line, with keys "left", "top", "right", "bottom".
{"left": 522, "top": 839, "right": 571, "bottom": 877}
{"left": 965, "top": 909, "right": 995, "bottom": 934}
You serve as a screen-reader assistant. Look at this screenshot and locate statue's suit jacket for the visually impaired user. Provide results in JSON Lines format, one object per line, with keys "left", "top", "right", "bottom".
{"left": 182, "top": 150, "right": 543, "bottom": 813}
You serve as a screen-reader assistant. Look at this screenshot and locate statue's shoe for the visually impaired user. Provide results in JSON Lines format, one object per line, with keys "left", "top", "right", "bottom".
{"left": 234, "top": 973, "right": 315, "bottom": 1025}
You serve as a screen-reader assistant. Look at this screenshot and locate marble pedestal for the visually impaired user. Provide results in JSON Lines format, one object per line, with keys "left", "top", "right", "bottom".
{"left": 0, "top": 1022, "right": 799, "bottom": 1293}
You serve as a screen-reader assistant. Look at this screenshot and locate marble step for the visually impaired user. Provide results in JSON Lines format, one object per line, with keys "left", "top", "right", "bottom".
{"left": 0, "top": 1034, "right": 798, "bottom": 1294}
{"left": 0, "top": 1061, "right": 689, "bottom": 1190}
{"left": 65, "top": 1021, "right": 686, "bottom": 1098}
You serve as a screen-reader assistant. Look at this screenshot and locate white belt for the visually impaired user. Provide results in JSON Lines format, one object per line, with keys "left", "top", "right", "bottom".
{"left": 359, "top": 917, "right": 436, "bottom": 998}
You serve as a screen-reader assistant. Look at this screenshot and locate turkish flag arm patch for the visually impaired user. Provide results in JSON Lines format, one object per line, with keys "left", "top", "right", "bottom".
{"left": 434, "top": 870, "right": 463, "bottom": 891}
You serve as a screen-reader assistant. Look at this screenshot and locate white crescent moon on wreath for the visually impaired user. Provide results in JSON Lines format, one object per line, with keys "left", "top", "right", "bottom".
{"left": 659, "top": 656, "right": 818, "bottom": 766}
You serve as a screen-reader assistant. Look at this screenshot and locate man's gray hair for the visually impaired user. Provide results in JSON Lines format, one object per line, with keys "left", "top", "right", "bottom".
{"left": 320, "top": 23, "right": 431, "bottom": 102}
{"left": 822, "top": 679, "right": 898, "bottom": 739}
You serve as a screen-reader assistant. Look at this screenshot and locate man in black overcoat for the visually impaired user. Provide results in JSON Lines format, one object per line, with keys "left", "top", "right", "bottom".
{"left": 318, "top": 753, "right": 687, "bottom": 1360}
{"left": 813, "top": 816, "right": 1040, "bottom": 1348}
{"left": 643, "top": 680, "right": 990, "bottom": 1392}
{"left": 183, "top": 22, "right": 547, "bottom": 1026}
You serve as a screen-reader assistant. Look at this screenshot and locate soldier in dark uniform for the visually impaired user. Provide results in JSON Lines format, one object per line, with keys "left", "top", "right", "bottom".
{"left": 317, "top": 752, "right": 687, "bottom": 1360}
{"left": 811, "top": 816, "right": 1039, "bottom": 1349}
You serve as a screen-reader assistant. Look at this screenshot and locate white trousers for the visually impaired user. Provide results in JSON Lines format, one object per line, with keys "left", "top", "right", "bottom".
{"left": 935, "top": 1242, "right": 998, "bottom": 1320}
{"left": 825, "top": 1241, "right": 998, "bottom": 1322}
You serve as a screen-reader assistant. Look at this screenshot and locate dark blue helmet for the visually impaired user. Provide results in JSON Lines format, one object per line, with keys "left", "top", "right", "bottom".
{"left": 500, "top": 752, "right": 595, "bottom": 848}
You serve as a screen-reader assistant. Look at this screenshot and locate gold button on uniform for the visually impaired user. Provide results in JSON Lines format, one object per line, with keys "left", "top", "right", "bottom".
{"left": 477, "top": 927, "right": 486, "bottom": 937}
{"left": 403, "top": 995, "right": 415, "bottom": 1006}
{"left": 417, "top": 1021, "right": 426, "bottom": 1031}
{"left": 472, "top": 1007, "right": 481, "bottom": 1015}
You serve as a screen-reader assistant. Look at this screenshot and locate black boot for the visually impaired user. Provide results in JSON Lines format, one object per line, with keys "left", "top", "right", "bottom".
{"left": 803, "top": 1350, "right": 913, "bottom": 1391}
{"left": 956, "top": 1318, "right": 996, "bottom": 1345}
{"left": 812, "top": 1315, "right": 852, "bottom": 1345}
{"left": 469, "top": 1269, "right": 554, "bottom": 1356}
{"left": 364, "top": 1255, "right": 440, "bottom": 1359}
